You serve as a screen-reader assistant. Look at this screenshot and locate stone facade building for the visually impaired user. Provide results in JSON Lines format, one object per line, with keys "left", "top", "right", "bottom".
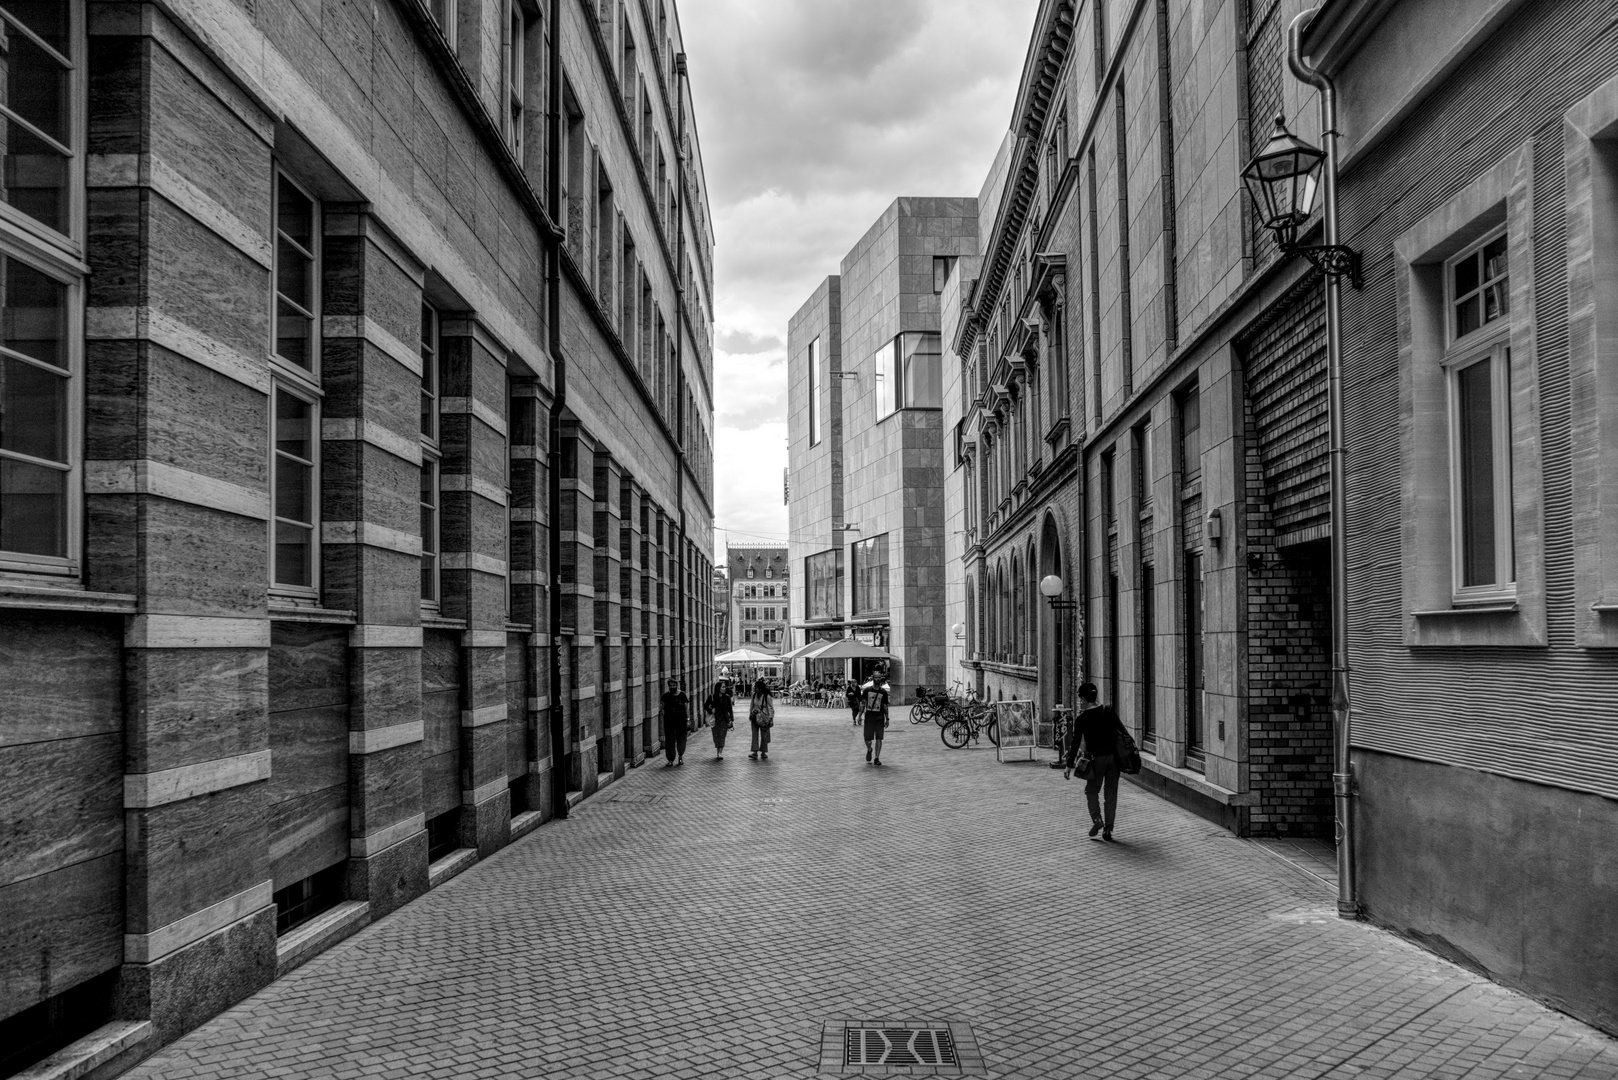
{"left": 0, "top": 0, "right": 715, "bottom": 1074}
{"left": 947, "top": 0, "right": 1337, "bottom": 838}
{"left": 785, "top": 199, "right": 979, "bottom": 702}
{"left": 726, "top": 544, "right": 787, "bottom": 657}
{"left": 1301, "top": 0, "right": 1618, "bottom": 1036}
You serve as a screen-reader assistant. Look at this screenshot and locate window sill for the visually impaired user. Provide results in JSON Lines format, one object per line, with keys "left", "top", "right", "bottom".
{"left": 422, "top": 614, "right": 469, "bottom": 630}
{"left": 1045, "top": 416, "right": 1072, "bottom": 445}
{"left": 269, "top": 602, "right": 357, "bottom": 625}
{"left": 0, "top": 581, "right": 137, "bottom": 614}
{"left": 1410, "top": 603, "right": 1519, "bottom": 616}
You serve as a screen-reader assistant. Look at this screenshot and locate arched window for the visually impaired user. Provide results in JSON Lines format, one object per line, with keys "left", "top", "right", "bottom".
{"left": 965, "top": 577, "right": 976, "bottom": 658}
{"left": 1027, "top": 540, "right": 1039, "bottom": 660}
{"left": 1011, "top": 552, "right": 1023, "bottom": 664}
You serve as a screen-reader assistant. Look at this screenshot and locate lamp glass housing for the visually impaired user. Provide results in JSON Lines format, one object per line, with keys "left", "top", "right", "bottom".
{"left": 1242, "top": 115, "right": 1326, "bottom": 242}
{"left": 1039, "top": 574, "right": 1064, "bottom": 598}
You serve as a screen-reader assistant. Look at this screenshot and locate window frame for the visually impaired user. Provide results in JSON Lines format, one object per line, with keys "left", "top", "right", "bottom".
{"left": 271, "top": 169, "right": 321, "bottom": 378}
{"left": 269, "top": 381, "right": 321, "bottom": 597}
{"left": 504, "top": 0, "right": 526, "bottom": 159}
{"left": 419, "top": 301, "right": 443, "bottom": 609}
{"left": 429, "top": 0, "right": 458, "bottom": 49}
{"left": 807, "top": 336, "right": 821, "bottom": 447}
{"left": 1444, "top": 338, "right": 1515, "bottom": 603}
{"left": 0, "top": 244, "right": 83, "bottom": 576}
{"left": 0, "top": 1, "right": 86, "bottom": 256}
{"left": 1444, "top": 228, "right": 1510, "bottom": 348}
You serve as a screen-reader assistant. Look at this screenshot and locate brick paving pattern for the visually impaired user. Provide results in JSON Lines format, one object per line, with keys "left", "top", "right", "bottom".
{"left": 126, "top": 707, "right": 1618, "bottom": 1079}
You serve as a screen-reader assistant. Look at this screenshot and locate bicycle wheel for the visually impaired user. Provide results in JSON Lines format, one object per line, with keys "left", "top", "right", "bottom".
{"left": 941, "top": 718, "right": 970, "bottom": 749}
{"left": 910, "top": 702, "right": 928, "bottom": 723}
{"left": 934, "top": 704, "right": 956, "bottom": 728}
{"left": 987, "top": 717, "right": 1000, "bottom": 747}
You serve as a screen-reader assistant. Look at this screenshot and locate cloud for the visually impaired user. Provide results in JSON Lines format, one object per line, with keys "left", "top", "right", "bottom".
{"left": 678, "top": 0, "right": 1031, "bottom": 549}
{"left": 716, "top": 328, "right": 784, "bottom": 355}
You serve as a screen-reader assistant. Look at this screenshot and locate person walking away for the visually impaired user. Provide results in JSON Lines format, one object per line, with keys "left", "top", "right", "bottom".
{"left": 660, "top": 679, "right": 689, "bottom": 767}
{"left": 1063, "top": 681, "right": 1130, "bottom": 840}
{"left": 748, "top": 678, "right": 775, "bottom": 760}
{"left": 846, "top": 679, "right": 862, "bottom": 726}
{"left": 704, "top": 679, "right": 734, "bottom": 760}
{"left": 860, "top": 673, "right": 890, "bottom": 765}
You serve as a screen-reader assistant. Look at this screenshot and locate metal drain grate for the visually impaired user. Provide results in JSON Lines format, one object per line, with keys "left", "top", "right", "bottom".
{"left": 845, "top": 1027, "right": 956, "bottom": 1066}
{"left": 820, "top": 1020, "right": 985, "bottom": 1075}
{"left": 603, "top": 792, "right": 665, "bottom": 804}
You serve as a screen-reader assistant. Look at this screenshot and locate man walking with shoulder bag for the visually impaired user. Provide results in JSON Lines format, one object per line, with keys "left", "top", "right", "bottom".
{"left": 1063, "top": 682, "right": 1131, "bottom": 841}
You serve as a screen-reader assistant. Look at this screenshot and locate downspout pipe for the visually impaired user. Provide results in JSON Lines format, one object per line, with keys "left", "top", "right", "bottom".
{"left": 545, "top": 0, "right": 568, "bottom": 820}
{"left": 673, "top": 53, "right": 691, "bottom": 694}
{"left": 1288, "top": 8, "right": 1355, "bottom": 919}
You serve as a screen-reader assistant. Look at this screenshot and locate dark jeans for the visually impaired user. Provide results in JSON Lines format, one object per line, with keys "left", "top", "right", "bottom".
{"left": 664, "top": 722, "right": 687, "bottom": 763}
{"left": 850, "top": 705, "right": 861, "bottom": 725}
{"left": 1085, "top": 754, "right": 1121, "bottom": 830}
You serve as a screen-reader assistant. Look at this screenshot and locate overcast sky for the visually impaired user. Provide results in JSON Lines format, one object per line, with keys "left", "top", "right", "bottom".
{"left": 677, "top": 0, "right": 1032, "bottom": 557}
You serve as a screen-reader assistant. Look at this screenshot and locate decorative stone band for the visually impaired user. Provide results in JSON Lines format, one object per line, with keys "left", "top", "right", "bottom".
{"left": 575, "top": 736, "right": 596, "bottom": 755}
{"left": 88, "top": 152, "right": 273, "bottom": 269}
{"left": 509, "top": 508, "right": 542, "bottom": 523}
{"left": 528, "top": 695, "right": 551, "bottom": 711}
{"left": 463, "top": 629, "right": 507, "bottom": 647}
{"left": 462, "top": 777, "right": 507, "bottom": 807}
{"left": 321, "top": 520, "right": 421, "bottom": 556}
{"left": 439, "top": 396, "right": 509, "bottom": 438}
{"left": 440, "top": 552, "right": 507, "bottom": 575}
{"left": 351, "top": 815, "right": 425, "bottom": 859}
{"left": 571, "top": 686, "right": 597, "bottom": 701}
{"left": 529, "top": 755, "right": 552, "bottom": 774}
{"left": 321, "top": 417, "right": 422, "bottom": 466}
{"left": 124, "top": 880, "right": 273, "bottom": 964}
{"left": 126, "top": 615, "right": 269, "bottom": 649}
{"left": 350, "top": 624, "right": 423, "bottom": 648}
{"left": 604, "top": 679, "right": 624, "bottom": 693}
{"left": 461, "top": 704, "right": 505, "bottom": 728}
{"left": 440, "top": 474, "right": 509, "bottom": 506}
{"left": 608, "top": 722, "right": 624, "bottom": 736}
{"left": 349, "top": 720, "right": 424, "bottom": 755}
{"left": 125, "top": 750, "right": 272, "bottom": 808}
{"left": 321, "top": 315, "right": 422, "bottom": 378}
{"left": 86, "top": 305, "right": 270, "bottom": 395}
{"left": 85, "top": 460, "right": 270, "bottom": 521}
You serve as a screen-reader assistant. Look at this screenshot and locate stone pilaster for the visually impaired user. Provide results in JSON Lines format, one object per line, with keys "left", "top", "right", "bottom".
{"left": 594, "top": 452, "right": 625, "bottom": 777}
{"left": 623, "top": 482, "right": 647, "bottom": 763}
{"left": 507, "top": 380, "right": 554, "bottom": 819}
{"left": 439, "top": 317, "right": 512, "bottom": 855}
{"left": 320, "top": 207, "right": 430, "bottom": 917}
{"left": 558, "top": 425, "right": 599, "bottom": 794}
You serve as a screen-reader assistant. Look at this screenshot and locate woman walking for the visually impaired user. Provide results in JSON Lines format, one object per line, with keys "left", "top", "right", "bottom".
{"left": 704, "top": 679, "right": 735, "bottom": 760}
{"left": 748, "top": 678, "right": 775, "bottom": 760}
{"left": 846, "top": 679, "right": 862, "bottom": 726}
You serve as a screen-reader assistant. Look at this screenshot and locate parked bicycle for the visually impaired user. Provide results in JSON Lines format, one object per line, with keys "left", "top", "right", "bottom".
{"left": 940, "top": 703, "right": 999, "bottom": 749}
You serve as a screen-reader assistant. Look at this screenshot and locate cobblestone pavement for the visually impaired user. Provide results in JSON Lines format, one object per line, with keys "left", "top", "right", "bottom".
{"left": 127, "top": 707, "right": 1618, "bottom": 1079}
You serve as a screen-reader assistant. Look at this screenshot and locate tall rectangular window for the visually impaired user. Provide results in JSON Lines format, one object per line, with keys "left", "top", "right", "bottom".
{"left": 932, "top": 256, "right": 949, "bottom": 293}
{"left": 807, "top": 337, "right": 821, "bottom": 446}
{"left": 1444, "top": 231, "right": 1514, "bottom": 600}
{"left": 1184, "top": 549, "right": 1203, "bottom": 760}
{"left": 419, "top": 302, "right": 442, "bottom": 606}
{"left": 1177, "top": 383, "right": 1200, "bottom": 482}
{"left": 270, "top": 170, "right": 322, "bottom": 594}
{"left": 429, "top": 0, "right": 456, "bottom": 47}
{"left": 900, "top": 331, "right": 942, "bottom": 409}
{"left": 805, "top": 548, "right": 843, "bottom": 620}
{"left": 272, "top": 388, "right": 317, "bottom": 589}
{"left": 852, "top": 534, "right": 889, "bottom": 615}
{"left": 0, "top": 2, "right": 79, "bottom": 240}
{"left": 274, "top": 174, "right": 318, "bottom": 371}
{"left": 1140, "top": 563, "right": 1155, "bottom": 745}
{"left": 504, "top": 0, "right": 525, "bottom": 159}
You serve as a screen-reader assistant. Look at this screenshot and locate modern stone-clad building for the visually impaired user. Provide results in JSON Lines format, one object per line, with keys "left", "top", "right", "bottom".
{"left": 785, "top": 199, "right": 979, "bottom": 701}
{"left": 725, "top": 544, "right": 788, "bottom": 657}
{"left": 0, "top": 0, "right": 716, "bottom": 1074}
{"left": 1299, "top": 0, "right": 1618, "bottom": 1036}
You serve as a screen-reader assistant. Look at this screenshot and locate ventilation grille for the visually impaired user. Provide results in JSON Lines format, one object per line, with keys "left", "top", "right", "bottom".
{"left": 845, "top": 1027, "right": 956, "bottom": 1067}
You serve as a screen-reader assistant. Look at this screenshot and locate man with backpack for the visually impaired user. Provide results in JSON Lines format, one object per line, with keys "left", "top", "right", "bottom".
{"left": 1063, "top": 682, "right": 1134, "bottom": 841}
{"left": 859, "top": 669, "right": 891, "bottom": 765}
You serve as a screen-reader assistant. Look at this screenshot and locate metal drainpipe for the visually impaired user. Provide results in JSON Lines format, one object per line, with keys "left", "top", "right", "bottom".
{"left": 673, "top": 53, "right": 690, "bottom": 694}
{"left": 1288, "top": 8, "right": 1355, "bottom": 918}
{"left": 545, "top": 0, "right": 568, "bottom": 819}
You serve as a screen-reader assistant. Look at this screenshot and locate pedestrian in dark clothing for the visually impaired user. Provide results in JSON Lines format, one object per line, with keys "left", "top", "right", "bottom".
{"left": 1063, "top": 682, "right": 1130, "bottom": 840}
{"left": 748, "top": 678, "right": 775, "bottom": 760}
{"left": 846, "top": 680, "right": 862, "bottom": 726}
{"left": 859, "top": 675, "right": 890, "bottom": 765}
{"left": 661, "top": 679, "right": 689, "bottom": 766}
{"left": 704, "top": 680, "right": 734, "bottom": 759}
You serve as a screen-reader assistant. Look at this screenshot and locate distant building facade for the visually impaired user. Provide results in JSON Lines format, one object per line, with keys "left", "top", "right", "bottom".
{"left": 948, "top": 0, "right": 1337, "bottom": 840}
{"left": 785, "top": 199, "right": 980, "bottom": 701}
{"left": 0, "top": 0, "right": 715, "bottom": 1073}
{"left": 726, "top": 545, "right": 788, "bottom": 655}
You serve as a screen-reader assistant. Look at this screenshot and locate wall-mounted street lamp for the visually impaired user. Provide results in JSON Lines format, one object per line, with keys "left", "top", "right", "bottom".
{"left": 1038, "top": 574, "right": 1078, "bottom": 611}
{"left": 1241, "top": 114, "right": 1362, "bottom": 288}
{"left": 951, "top": 621, "right": 965, "bottom": 640}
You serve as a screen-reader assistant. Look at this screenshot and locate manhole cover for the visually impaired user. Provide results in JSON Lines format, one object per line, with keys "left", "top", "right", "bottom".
{"left": 819, "top": 1020, "right": 985, "bottom": 1075}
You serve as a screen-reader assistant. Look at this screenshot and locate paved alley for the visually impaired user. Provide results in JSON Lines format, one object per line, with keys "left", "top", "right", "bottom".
{"left": 124, "top": 708, "right": 1618, "bottom": 1079}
